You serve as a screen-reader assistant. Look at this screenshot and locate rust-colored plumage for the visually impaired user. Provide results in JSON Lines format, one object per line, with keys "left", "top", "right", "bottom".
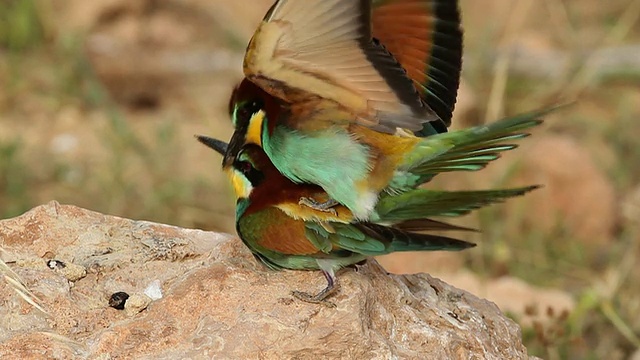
{"left": 240, "top": 144, "right": 352, "bottom": 224}
{"left": 246, "top": 208, "right": 320, "bottom": 255}
{"left": 372, "top": 0, "right": 463, "bottom": 127}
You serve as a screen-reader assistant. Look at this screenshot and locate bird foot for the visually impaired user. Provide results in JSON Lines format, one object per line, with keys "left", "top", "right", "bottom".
{"left": 291, "top": 290, "right": 337, "bottom": 308}
{"left": 292, "top": 269, "right": 340, "bottom": 307}
{"left": 298, "top": 197, "right": 339, "bottom": 216}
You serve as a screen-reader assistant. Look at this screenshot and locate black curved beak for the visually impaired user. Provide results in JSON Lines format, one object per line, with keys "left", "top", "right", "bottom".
{"left": 195, "top": 135, "right": 229, "bottom": 156}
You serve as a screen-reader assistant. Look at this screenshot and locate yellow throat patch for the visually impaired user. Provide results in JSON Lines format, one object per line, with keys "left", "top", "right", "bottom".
{"left": 225, "top": 168, "right": 253, "bottom": 200}
{"left": 246, "top": 110, "right": 265, "bottom": 147}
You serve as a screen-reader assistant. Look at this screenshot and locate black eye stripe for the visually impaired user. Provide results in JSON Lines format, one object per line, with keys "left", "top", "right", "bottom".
{"left": 234, "top": 155, "right": 264, "bottom": 187}
{"left": 239, "top": 161, "right": 252, "bottom": 174}
{"left": 237, "top": 99, "right": 263, "bottom": 120}
{"left": 237, "top": 108, "right": 250, "bottom": 120}
{"left": 246, "top": 100, "right": 262, "bottom": 114}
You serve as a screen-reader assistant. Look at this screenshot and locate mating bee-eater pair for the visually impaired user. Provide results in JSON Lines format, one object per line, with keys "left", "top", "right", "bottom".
{"left": 198, "top": 0, "right": 550, "bottom": 305}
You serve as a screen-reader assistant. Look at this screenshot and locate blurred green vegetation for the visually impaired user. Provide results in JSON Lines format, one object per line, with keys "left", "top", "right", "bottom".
{"left": 0, "top": 0, "right": 45, "bottom": 51}
{"left": 0, "top": 0, "right": 639, "bottom": 358}
{"left": 0, "top": 0, "right": 233, "bottom": 228}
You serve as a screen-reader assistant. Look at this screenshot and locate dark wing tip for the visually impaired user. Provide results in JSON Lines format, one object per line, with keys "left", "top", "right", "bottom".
{"left": 366, "top": 39, "right": 432, "bottom": 121}
{"left": 422, "top": 0, "right": 463, "bottom": 128}
{"left": 370, "top": 0, "right": 463, "bottom": 134}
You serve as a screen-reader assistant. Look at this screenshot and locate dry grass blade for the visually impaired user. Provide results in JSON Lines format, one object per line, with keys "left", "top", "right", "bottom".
{"left": 600, "top": 300, "right": 640, "bottom": 348}
{"left": 484, "top": 0, "right": 535, "bottom": 123}
{"left": 564, "top": 0, "right": 640, "bottom": 97}
{"left": 0, "top": 258, "right": 48, "bottom": 314}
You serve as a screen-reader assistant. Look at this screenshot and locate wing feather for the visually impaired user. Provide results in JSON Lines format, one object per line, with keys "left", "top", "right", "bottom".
{"left": 245, "top": 0, "right": 436, "bottom": 133}
{"left": 372, "top": 0, "right": 463, "bottom": 129}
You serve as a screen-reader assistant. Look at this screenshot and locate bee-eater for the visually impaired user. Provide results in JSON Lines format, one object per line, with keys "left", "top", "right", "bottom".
{"left": 198, "top": 109, "right": 549, "bottom": 304}
{"left": 225, "top": 0, "right": 464, "bottom": 219}
{"left": 199, "top": 139, "right": 477, "bottom": 305}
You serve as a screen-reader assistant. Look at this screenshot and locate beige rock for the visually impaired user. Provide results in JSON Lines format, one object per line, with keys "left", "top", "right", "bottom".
{"left": 435, "top": 270, "right": 575, "bottom": 328}
{"left": 124, "top": 293, "right": 152, "bottom": 316}
{"left": 0, "top": 202, "right": 534, "bottom": 359}
{"left": 502, "top": 135, "right": 616, "bottom": 245}
{"left": 53, "top": 261, "right": 87, "bottom": 282}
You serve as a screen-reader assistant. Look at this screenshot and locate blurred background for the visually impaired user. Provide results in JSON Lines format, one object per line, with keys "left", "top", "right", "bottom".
{"left": 0, "top": 0, "right": 639, "bottom": 358}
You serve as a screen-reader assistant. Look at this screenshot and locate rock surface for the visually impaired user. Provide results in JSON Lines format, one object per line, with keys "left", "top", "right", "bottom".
{"left": 1, "top": 202, "right": 532, "bottom": 359}
{"left": 435, "top": 271, "right": 575, "bottom": 328}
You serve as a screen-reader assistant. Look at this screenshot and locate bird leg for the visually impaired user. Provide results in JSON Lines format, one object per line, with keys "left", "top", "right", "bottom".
{"left": 298, "top": 197, "right": 339, "bottom": 215}
{"left": 291, "top": 270, "right": 339, "bottom": 308}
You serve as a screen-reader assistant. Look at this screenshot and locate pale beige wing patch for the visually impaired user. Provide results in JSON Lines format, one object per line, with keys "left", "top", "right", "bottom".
{"left": 244, "top": 0, "right": 436, "bottom": 132}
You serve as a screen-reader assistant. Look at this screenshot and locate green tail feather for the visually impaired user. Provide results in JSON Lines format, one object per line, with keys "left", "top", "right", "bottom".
{"left": 304, "top": 221, "right": 474, "bottom": 256}
{"left": 392, "top": 108, "right": 555, "bottom": 191}
{"left": 393, "top": 218, "right": 478, "bottom": 233}
{"left": 375, "top": 186, "right": 540, "bottom": 223}
{"left": 357, "top": 223, "right": 475, "bottom": 253}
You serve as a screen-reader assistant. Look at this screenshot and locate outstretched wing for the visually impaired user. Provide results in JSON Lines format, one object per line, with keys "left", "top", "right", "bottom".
{"left": 244, "top": 0, "right": 438, "bottom": 133}
{"left": 372, "top": 0, "right": 463, "bottom": 133}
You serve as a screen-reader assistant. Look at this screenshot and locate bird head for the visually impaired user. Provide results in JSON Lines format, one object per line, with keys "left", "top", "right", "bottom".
{"left": 223, "top": 78, "right": 283, "bottom": 169}
{"left": 197, "top": 135, "right": 354, "bottom": 223}
{"left": 196, "top": 136, "right": 265, "bottom": 202}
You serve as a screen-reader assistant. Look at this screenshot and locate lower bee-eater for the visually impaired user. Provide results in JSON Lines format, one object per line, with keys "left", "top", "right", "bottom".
{"left": 199, "top": 140, "right": 479, "bottom": 305}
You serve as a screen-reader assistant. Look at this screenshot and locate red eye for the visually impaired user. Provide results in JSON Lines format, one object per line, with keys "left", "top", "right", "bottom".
{"left": 238, "top": 161, "right": 252, "bottom": 175}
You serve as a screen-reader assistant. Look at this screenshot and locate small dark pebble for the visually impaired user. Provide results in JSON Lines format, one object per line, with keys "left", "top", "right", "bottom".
{"left": 46, "top": 259, "right": 66, "bottom": 269}
{"left": 109, "top": 292, "right": 130, "bottom": 310}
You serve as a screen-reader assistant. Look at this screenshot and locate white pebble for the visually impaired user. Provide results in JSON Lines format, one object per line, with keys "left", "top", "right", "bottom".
{"left": 144, "top": 280, "right": 163, "bottom": 300}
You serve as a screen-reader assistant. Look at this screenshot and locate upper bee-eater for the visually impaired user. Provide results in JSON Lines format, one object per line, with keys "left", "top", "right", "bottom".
{"left": 198, "top": 109, "right": 549, "bottom": 304}
{"left": 225, "top": 0, "right": 464, "bottom": 220}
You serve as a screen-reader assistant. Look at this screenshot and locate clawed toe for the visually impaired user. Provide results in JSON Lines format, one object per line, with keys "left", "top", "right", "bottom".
{"left": 298, "top": 197, "right": 339, "bottom": 215}
{"left": 291, "top": 290, "right": 336, "bottom": 308}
